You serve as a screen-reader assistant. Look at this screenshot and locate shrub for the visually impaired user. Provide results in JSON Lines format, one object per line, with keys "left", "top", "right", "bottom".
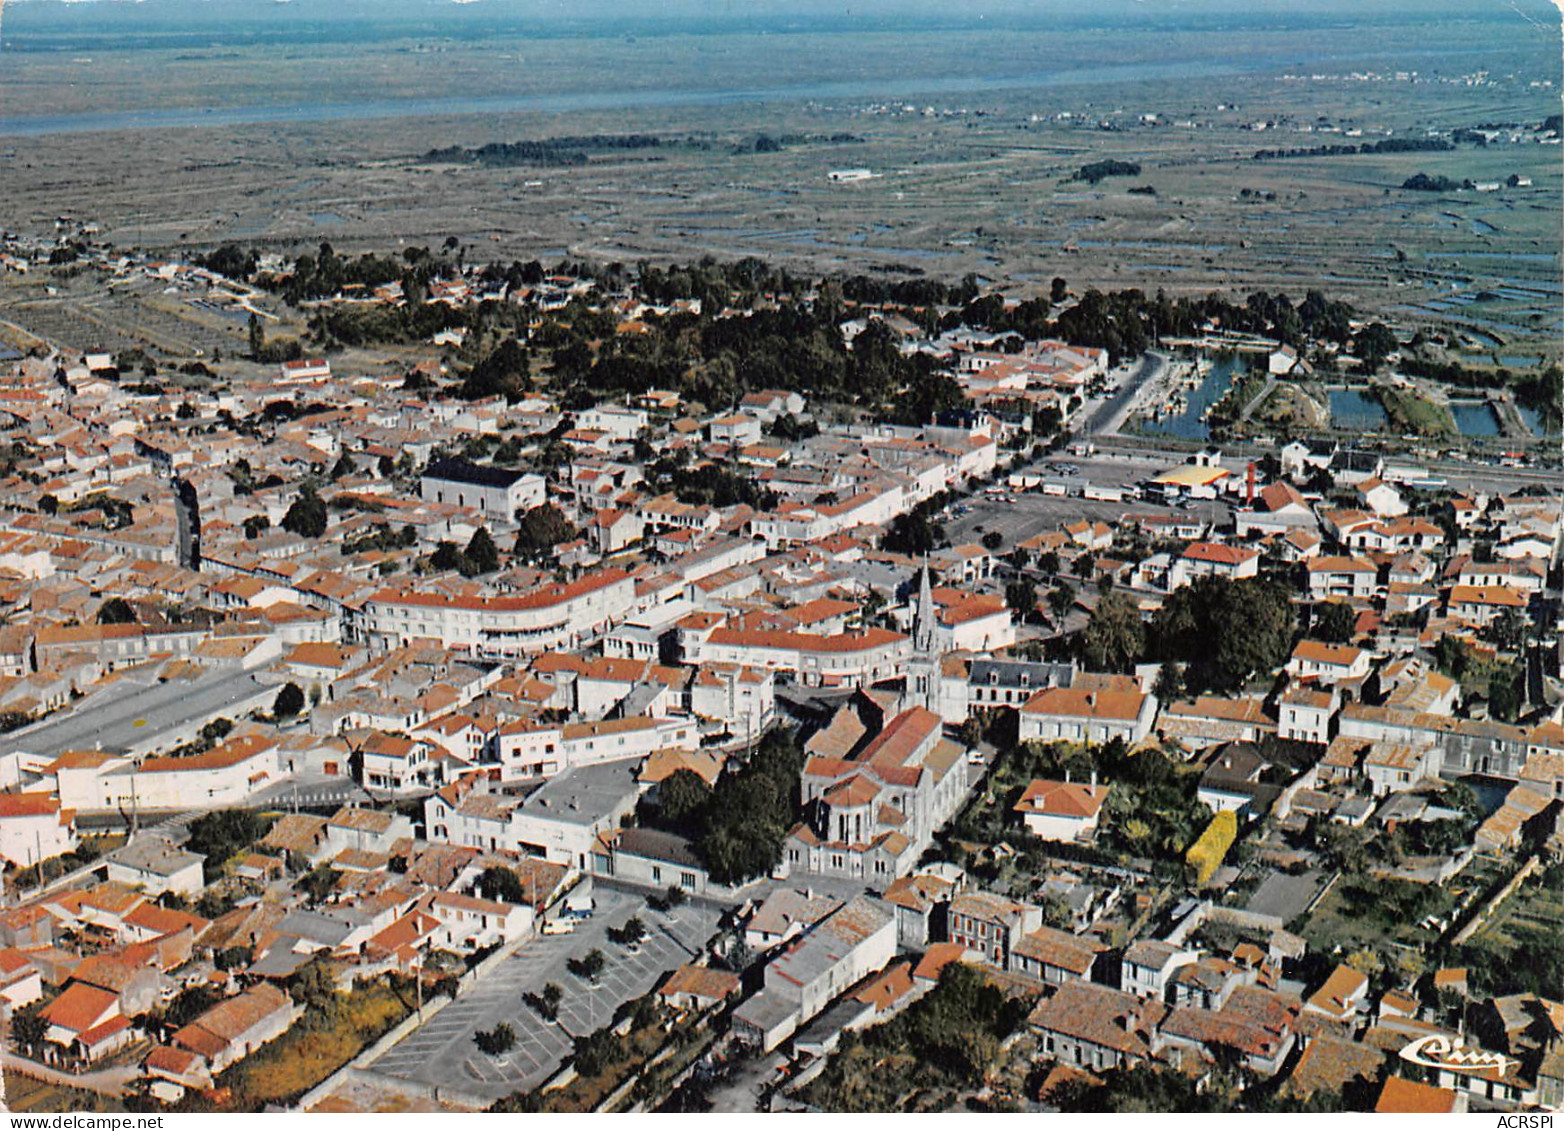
{"left": 1186, "top": 810, "right": 1239, "bottom": 886}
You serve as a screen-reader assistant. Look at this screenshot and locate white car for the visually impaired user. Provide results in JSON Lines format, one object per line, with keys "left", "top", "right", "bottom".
{"left": 541, "top": 918, "right": 576, "bottom": 936}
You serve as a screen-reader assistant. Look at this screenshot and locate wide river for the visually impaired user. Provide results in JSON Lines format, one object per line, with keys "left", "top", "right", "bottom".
{"left": 0, "top": 42, "right": 1514, "bottom": 138}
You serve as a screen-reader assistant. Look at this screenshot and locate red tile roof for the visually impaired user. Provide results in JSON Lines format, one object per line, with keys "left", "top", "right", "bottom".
{"left": 1015, "top": 778, "right": 1110, "bottom": 820}
{"left": 41, "top": 981, "right": 119, "bottom": 1035}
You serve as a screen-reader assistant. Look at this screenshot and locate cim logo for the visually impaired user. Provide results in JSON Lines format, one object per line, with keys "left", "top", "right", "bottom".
{"left": 1399, "top": 1034, "right": 1518, "bottom": 1077}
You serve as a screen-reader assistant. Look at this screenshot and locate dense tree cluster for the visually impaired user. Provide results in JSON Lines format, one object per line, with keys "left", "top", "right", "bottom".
{"left": 281, "top": 484, "right": 329, "bottom": 538}
{"left": 428, "top": 526, "right": 502, "bottom": 577}
{"left": 1148, "top": 575, "right": 1296, "bottom": 693}
{"left": 185, "top": 809, "right": 276, "bottom": 883}
{"left": 802, "top": 964, "right": 1030, "bottom": 1111}
{"left": 1252, "top": 137, "right": 1453, "bottom": 160}
{"left": 426, "top": 133, "right": 667, "bottom": 168}
{"left": 639, "top": 728, "right": 806, "bottom": 884}
{"left": 647, "top": 458, "right": 776, "bottom": 511}
{"left": 513, "top": 504, "right": 580, "bottom": 559}
{"left": 264, "top": 242, "right": 411, "bottom": 306}
{"left": 1071, "top": 159, "right": 1142, "bottom": 184}
{"left": 1401, "top": 172, "right": 1472, "bottom": 193}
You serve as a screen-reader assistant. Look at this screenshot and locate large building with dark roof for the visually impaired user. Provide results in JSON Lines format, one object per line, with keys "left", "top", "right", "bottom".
{"left": 420, "top": 457, "right": 545, "bottom": 524}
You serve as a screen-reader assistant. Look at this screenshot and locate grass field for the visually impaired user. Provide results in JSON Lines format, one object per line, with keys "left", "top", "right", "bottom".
{"left": 1299, "top": 873, "right": 1459, "bottom": 953}
{"left": 184, "top": 981, "right": 413, "bottom": 1112}
{"left": 1, "top": 1071, "right": 128, "bottom": 1114}
{"left": 1377, "top": 384, "right": 1458, "bottom": 437}
{"left": 1468, "top": 863, "right": 1564, "bottom": 952}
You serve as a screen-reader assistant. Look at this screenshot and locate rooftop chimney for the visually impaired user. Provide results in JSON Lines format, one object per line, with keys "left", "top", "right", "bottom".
{"left": 1091, "top": 770, "right": 1098, "bottom": 795}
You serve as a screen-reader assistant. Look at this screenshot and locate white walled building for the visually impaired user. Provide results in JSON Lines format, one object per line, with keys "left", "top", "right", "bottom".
{"left": 0, "top": 793, "right": 78, "bottom": 867}
{"left": 360, "top": 568, "right": 637, "bottom": 658}
{"left": 420, "top": 457, "right": 546, "bottom": 524}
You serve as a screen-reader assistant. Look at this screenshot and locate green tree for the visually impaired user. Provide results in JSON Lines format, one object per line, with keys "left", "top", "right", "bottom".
{"left": 248, "top": 312, "right": 264, "bottom": 361}
{"left": 475, "top": 1022, "right": 518, "bottom": 1055}
{"left": 273, "top": 682, "right": 305, "bottom": 718}
{"left": 569, "top": 949, "right": 607, "bottom": 981}
{"left": 298, "top": 864, "right": 339, "bottom": 905}
{"left": 694, "top": 728, "right": 804, "bottom": 884}
{"left": 1487, "top": 660, "right": 1525, "bottom": 722}
{"left": 882, "top": 510, "right": 943, "bottom": 556}
{"left": 1151, "top": 576, "right": 1294, "bottom": 693}
{"left": 1486, "top": 609, "right": 1529, "bottom": 653}
{"left": 429, "top": 541, "right": 464, "bottom": 573}
{"left": 1153, "top": 661, "right": 1184, "bottom": 701}
{"left": 542, "top": 982, "right": 563, "bottom": 1015}
{"left": 573, "top": 1027, "right": 625, "bottom": 1077}
{"left": 464, "top": 526, "right": 500, "bottom": 575}
{"left": 281, "top": 484, "right": 328, "bottom": 538}
{"left": 186, "top": 808, "right": 275, "bottom": 882}
{"left": 1005, "top": 578, "right": 1037, "bottom": 621}
{"left": 462, "top": 338, "right": 530, "bottom": 401}
{"left": 514, "top": 504, "right": 578, "bottom": 557}
{"left": 1313, "top": 601, "right": 1357, "bottom": 644}
{"left": 609, "top": 916, "right": 648, "bottom": 946}
{"left": 214, "top": 946, "right": 252, "bottom": 972}
{"left": 288, "top": 958, "right": 340, "bottom": 1015}
{"left": 1355, "top": 322, "right": 1398, "bottom": 371}
{"left": 1047, "top": 582, "right": 1077, "bottom": 621}
{"left": 163, "top": 984, "right": 224, "bottom": 1028}
{"left": 1081, "top": 590, "right": 1145, "bottom": 673}
{"left": 96, "top": 597, "right": 137, "bottom": 625}
{"left": 476, "top": 866, "right": 529, "bottom": 905}
{"left": 655, "top": 768, "right": 711, "bottom": 831}
{"left": 9, "top": 1002, "right": 46, "bottom": 1052}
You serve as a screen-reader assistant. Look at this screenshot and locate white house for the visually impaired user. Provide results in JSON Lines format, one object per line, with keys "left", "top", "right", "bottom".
{"left": 105, "top": 838, "right": 205, "bottom": 897}
{"left": 0, "top": 793, "right": 78, "bottom": 867}
{"left": 576, "top": 404, "right": 649, "bottom": 441}
{"left": 1013, "top": 778, "right": 1110, "bottom": 842}
{"left": 1168, "top": 543, "right": 1260, "bottom": 590}
{"left": 709, "top": 413, "right": 764, "bottom": 448}
{"left": 1019, "top": 686, "right": 1159, "bottom": 746}
{"left": 504, "top": 758, "right": 643, "bottom": 869}
{"left": 278, "top": 358, "right": 331, "bottom": 383}
{"left": 1446, "top": 585, "right": 1527, "bottom": 628}
{"left": 1278, "top": 685, "right": 1338, "bottom": 744}
{"left": 126, "top": 735, "right": 280, "bottom": 810}
{"left": 422, "top": 891, "right": 532, "bottom": 952}
{"left": 356, "top": 732, "right": 450, "bottom": 794}
{"left": 1306, "top": 556, "right": 1378, "bottom": 600}
{"left": 1286, "top": 640, "right": 1370, "bottom": 685}
{"left": 1121, "top": 939, "right": 1201, "bottom": 1001}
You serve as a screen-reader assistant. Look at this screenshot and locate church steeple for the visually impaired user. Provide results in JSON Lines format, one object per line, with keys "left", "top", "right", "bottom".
{"left": 913, "top": 562, "right": 937, "bottom": 654}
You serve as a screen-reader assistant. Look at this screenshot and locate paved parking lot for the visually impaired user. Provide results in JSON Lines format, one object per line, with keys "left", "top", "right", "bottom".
{"left": 943, "top": 453, "right": 1233, "bottom": 552}
{"left": 368, "top": 886, "right": 723, "bottom": 1102}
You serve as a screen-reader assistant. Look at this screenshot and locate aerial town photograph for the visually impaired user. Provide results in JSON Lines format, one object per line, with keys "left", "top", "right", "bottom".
{"left": 0, "top": 0, "right": 1558, "bottom": 1119}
